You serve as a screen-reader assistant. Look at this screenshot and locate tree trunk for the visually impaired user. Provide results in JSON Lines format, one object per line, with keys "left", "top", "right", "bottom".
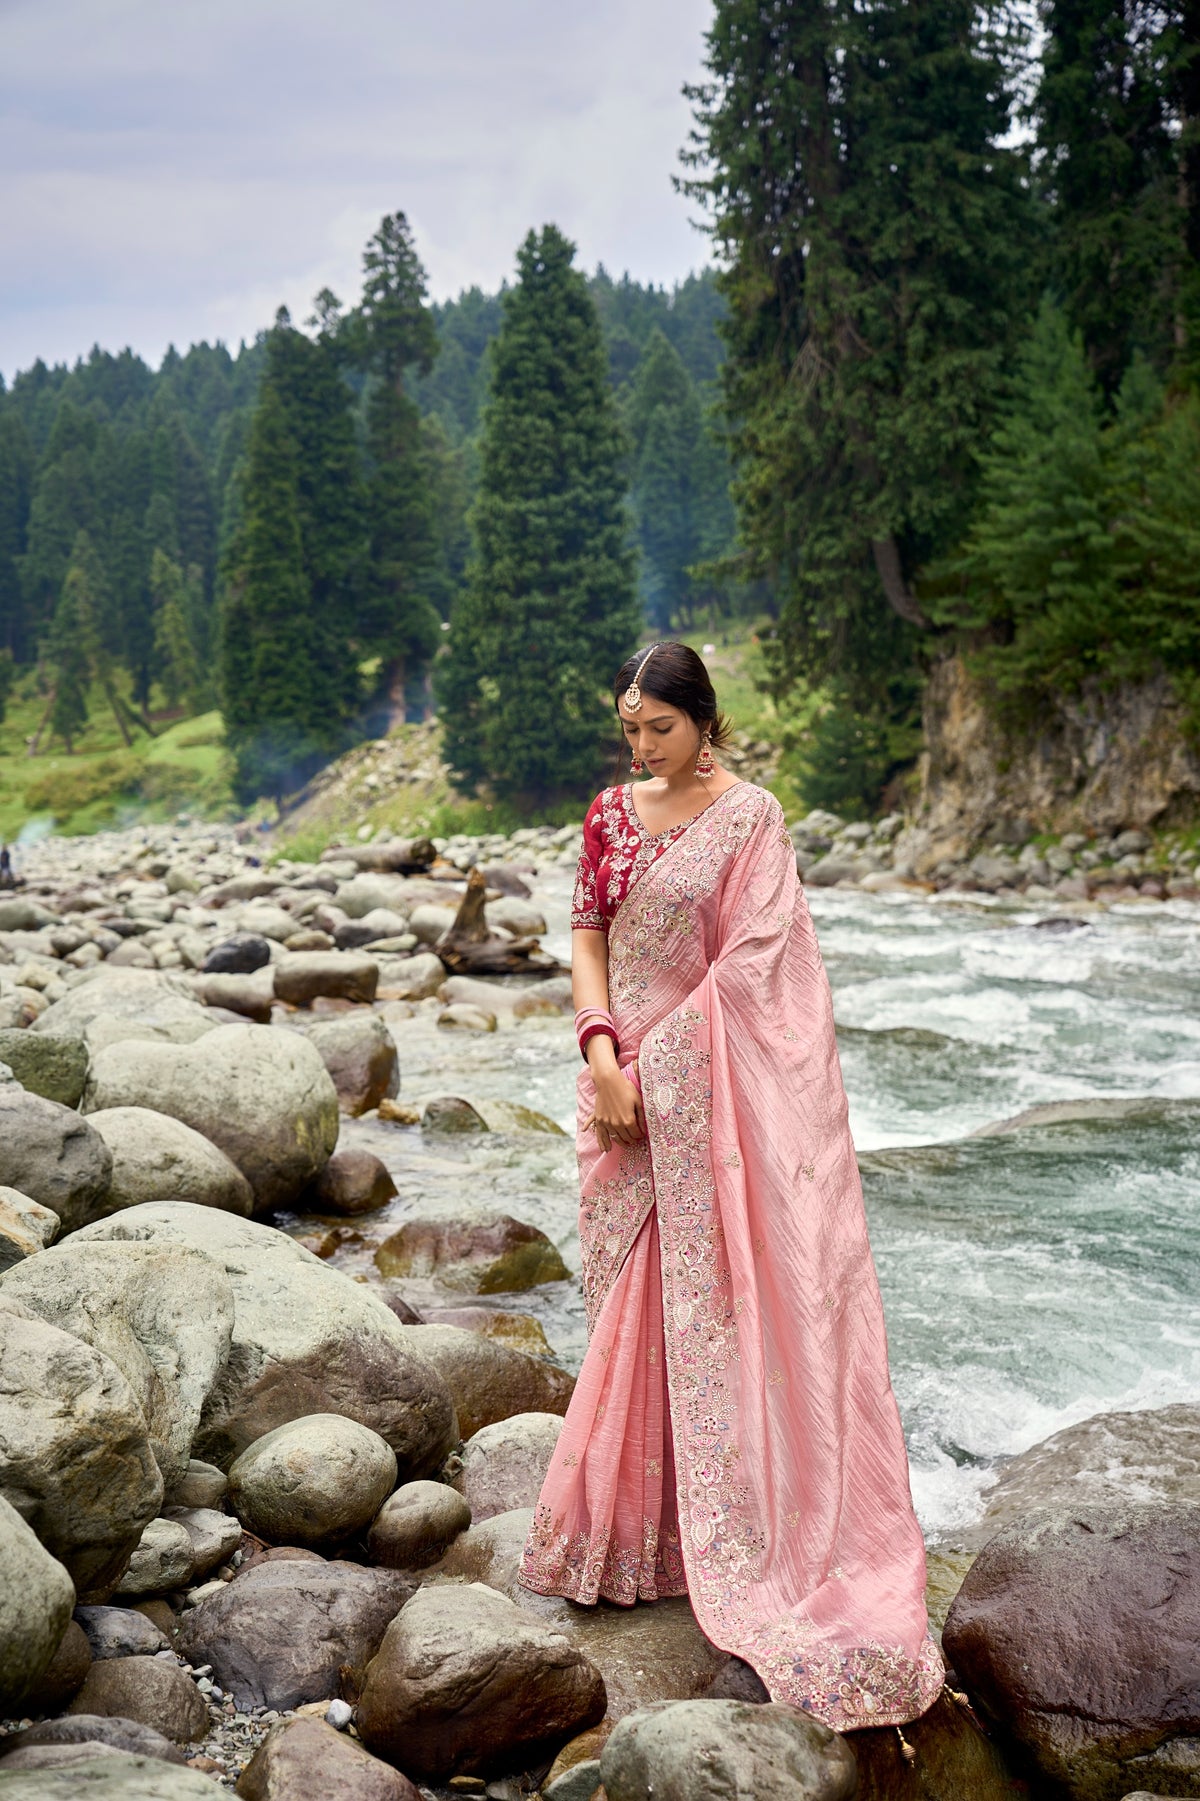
{"left": 871, "top": 535, "right": 931, "bottom": 629}
{"left": 437, "top": 867, "right": 561, "bottom": 975}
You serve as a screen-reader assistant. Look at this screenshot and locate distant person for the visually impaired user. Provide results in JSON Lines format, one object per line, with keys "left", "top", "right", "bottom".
{"left": 518, "top": 640, "right": 943, "bottom": 1740}
{"left": 0, "top": 844, "right": 13, "bottom": 890}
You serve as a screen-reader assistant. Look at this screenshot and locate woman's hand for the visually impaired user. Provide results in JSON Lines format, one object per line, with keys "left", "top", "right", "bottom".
{"left": 588, "top": 1066, "right": 646, "bottom": 1155}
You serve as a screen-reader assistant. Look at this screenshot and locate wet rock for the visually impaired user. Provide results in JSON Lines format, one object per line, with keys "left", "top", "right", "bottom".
{"left": 0, "top": 1753, "right": 216, "bottom": 1793}
{"left": 112, "top": 1516, "right": 196, "bottom": 1596}
{"left": 450, "top": 1413, "right": 563, "bottom": 1522}
{"left": 82, "top": 1024, "right": 339, "bottom": 1212}
{"left": 202, "top": 933, "right": 272, "bottom": 974}
{"left": 356, "top": 1582, "right": 607, "bottom": 1781}
{"left": 170, "top": 1458, "right": 227, "bottom": 1509}
{"left": 86, "top": 1106, "right": 255, "bottom": 1218}
{"left": 421, "top": 1094, "right": 488, "bottom": 1132}
{"left": 374, "top": 1209, "right": 569, "bottom": 1293}
{"left": 299, "top": 1012, "right": 398, "bottom": 1115}
{"left": 943, "top": 1502, "right": 1200, "bottom": 1801}
{"left": 421, "top": 1305, "right": 553, "bottom": 1356}
{"left": 373, "top": 950, "right": 445, "bottom": 1000}
{"left": 274, "top": 950, "right": 379, "bottom": 1007}
{"left": 75, "top": 1203, "right": 458, "bottom": 1475}
{"left": 32, "top": 966, "right": 217, "bottom": 1049}
{"left": 599, "top": 1699, "right": 857, "bottom": 1801}
{"left": 177, "top": 1558, "right": 414, "bottom": 1710}
{"left": 0, "top": 1027, "right": 88, "bottom": 1106}
{"left": 367, "top": 1480, "right": 472, "bottom": 1570}
{"left": 0, "top": 1088, "right": 113, "bottom": 1231}
{"left": 68, "top": 1653, "right": 210, "bottom": 1742}
{"left": 0, "top": 1298, "right": 163, "bottom": 1600}
{"left": 0, "top": 1185, "right": 60, "bottom": 1271}
{"left": 850, "top": 1686, "right": 1023, "bottom": 1799}
{"left": 4, "top": 1237, "right": 235, "bottom": 1492}
{"left": 310, "top": 1148, "right": 396, "bottom": 1216}
{"left": 235, "top": 1715, "right": 421, "bottom": 1801}
{"left": 74, "top": 1605, "right": 171, "bottom": 1660}
{"left": 408, "top": 1323, "right": 574, "bottom": 1439}
{"left": 228, "top": 1414, "right": 397, "bottom": 1547}
{"left": 0, "top": 1493, "right": 76, "bottom": 1713}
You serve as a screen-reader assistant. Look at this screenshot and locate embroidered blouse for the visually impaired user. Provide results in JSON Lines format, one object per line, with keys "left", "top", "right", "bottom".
{"left": 572, "top": 784, "right": 707, "bottom": 933}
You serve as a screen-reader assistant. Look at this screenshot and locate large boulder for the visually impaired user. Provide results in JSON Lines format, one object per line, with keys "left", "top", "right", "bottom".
{"left": 849, "top": 1686, "right": 1023, "bottom": 1800}
{"left": 85, "top": 1107, "right": 254, "bottom": 1218}
{"left": 67, "top": 1654, "right": 209, "bottom": 1742}
{"left": 0, "top": 1753, "right": 219, "bottom": 1795}
{"left": 74, "top": 1606, "right": 171, "bottom": 1661}
{"left": 368, "top": 1480, "right": 472, "bottom": 1571}
{"left": 3, "top": 1237, "right": 235, "bottom": 1492}
{"left": 943, "top": 1503, "right": 1200, "bottom": 1801}
{"left": 176, "top": 1557, "right": 413, "bottom": 1710}
{"left": 0, "top": 1296, "right": 162, "bottom": 1600}
{"left": 228, "top": 1414, "right": 397, "bottom": 1547}
{"left": 406, "top": 1322, "right": 574, "bottom": 1440}
{"left": 0, "top": 1028, "right": 88, "bottom": 1107}
{"left": 82, "top": 1024, "right": 339, "bottom": 1211}
{"left": 356, "top": 1583, "right": 607, "bottom": 1780}
{"left": 0, "top": 1716, "right": 185, "bottom": 1766}
{"left": 273, "top": 951, "right": 379, "bottom": 1007}
{"left": 32, "top": 967, "right": 217, "bottom": 1049}
{"left": 0, "top": 1088, "right": 112, "bottom": 1232}
{"left": 73, "top": 1204, "right": 458, "bottom": 1474}
{"left": 0, "top": 1494, "right": 76, "bottom": 1714}
{"left": 16, "top": 1620, "right": 92, "bottom": 1716}
{"left": 298, "top": 1013, "right": 398, "bottom": 1116}
{"left": 374, "top": 1209, "right": 570, "bottom": 1292}
{"left": 599, "top": 1700, "right": 857, "bottom": 1801}
{"left": 450, "top": 1413, "right": 563, "bottom": 1522}
{"left": 0, "top": 1186, "right": 60, "bottom": 1272}
{"left": 236, "top": 1716, "right": 421, "bottom": 1801}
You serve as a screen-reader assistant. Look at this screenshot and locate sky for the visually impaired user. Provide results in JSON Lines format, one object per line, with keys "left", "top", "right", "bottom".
{"left": 0, "top": 0, "right": 717, "bottom": 381}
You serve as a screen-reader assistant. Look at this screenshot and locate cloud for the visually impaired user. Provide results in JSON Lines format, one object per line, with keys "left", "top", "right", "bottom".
{"left": 0, "top": 0, "right": 717, "bottom": 379}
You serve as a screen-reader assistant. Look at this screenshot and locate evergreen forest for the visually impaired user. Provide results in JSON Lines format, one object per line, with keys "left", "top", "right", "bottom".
{"left": 1, "top": 0, "right": 1197, "bottom": 815}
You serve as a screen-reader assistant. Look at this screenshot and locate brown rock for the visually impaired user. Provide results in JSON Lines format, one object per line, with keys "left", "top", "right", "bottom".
{"left": 368, "top": 1480, "right": 472, "bottom": 1570}
{"left": 356, "top": 1582, "right": 606, "bottom": 1781}
{"left": 1, "top": 1715, "right": 185, "bottom": 1764}
{"left": 422, "top": 1305, "right": 552, "bottom": 1355}
{"left": 68, "top": 1654, "right": 209, "bottom": 1742}
{"left": 943, "top": 1503, "right": 1200, "bottom": 1801}
{"left": 374, "top": 1210, "right": 569, "bottom": 1292}
{"left": 274, "top": 952, "right": 379, "bottom": 1007}
{"left": 544, "top": 1722, "right": 615, "bottom": 1786}
{"left": 850, "top": 1688, "right": 1023, "bottom": 1799}
{"left": 599, "top": 1699, "right": 856, "bottom": 1801}
{"left": 176, "top": 1558, "right": 413, "bottom": 1710}
{"left": 311, "top": 1149, "right": 397, "bottom": 1216}
{"left": 24, "top": 1619, "right": 92, "bottom": 1713}
{"left": 235, "top": 1716, "right": 420, "bottom": 1800}
{"left": 450, "top": 1413, "right": 563, "bottom": 1522}
{"left": 406, "top": 1323, "right": 574, "bottom": 1439}
{"left": 300, "top": 1013, "right": 398, "bottom": 1116}
{"left": 131, "top": 1598, "right": 178, "bottom": 1637}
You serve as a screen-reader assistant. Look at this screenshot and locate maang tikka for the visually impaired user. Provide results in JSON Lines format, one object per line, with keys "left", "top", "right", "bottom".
{"left": 623, "top": 645, "right": 659, "bottom": 713}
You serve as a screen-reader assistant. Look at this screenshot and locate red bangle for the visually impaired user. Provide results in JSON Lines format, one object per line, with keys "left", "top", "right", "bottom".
{"left": 579, "top": 1021, "right": 619, "bottom": 1061}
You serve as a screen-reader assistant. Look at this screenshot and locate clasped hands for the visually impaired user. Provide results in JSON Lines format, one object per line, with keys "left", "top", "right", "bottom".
{"left": 583, "top": 1064, "right": 646, "bottom": 1154}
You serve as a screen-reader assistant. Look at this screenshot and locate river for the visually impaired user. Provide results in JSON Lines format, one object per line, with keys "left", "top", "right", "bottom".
{"left": 329, "top": 870, "right": 1200, "bottom": 1547}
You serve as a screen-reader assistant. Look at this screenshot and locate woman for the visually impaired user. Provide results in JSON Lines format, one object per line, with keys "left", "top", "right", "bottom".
{"left": 518, "top": 642, "right": 943, "bottom": 1733}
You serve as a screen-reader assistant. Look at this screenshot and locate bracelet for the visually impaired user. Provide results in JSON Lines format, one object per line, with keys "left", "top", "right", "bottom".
{"left": 576, "top": 1006, "right": 619, "bottom": 1062}
{"left": 578, "top": 1022, "right": 620, "bottom": 1062}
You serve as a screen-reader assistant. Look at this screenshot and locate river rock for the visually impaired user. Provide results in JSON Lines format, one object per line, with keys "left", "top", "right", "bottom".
{"left": 235, "top": 1716, "right": 421, "bottom": 1801}
{"left": 192, "top": 969, "right": 275, "bottom": 1021}
{"left": 3, "top": 1237, "right": 235, "bottom": 1492}
{"left": 356, "top": 1582, "right": 607, "bottom": 1780}
{"left": 22, "top": 1619, "right": 93, "bottom": 1714}
{"left": 86, "top": 1106, "right": 255, "bottom": 1218}
{"left": 274, "top": 950, "right": 378, "bottom": 1007}
{"left": 0, "top": 1027, "right": 88, "bottom": 1106}
{"left": 171, "top": 1458, "right": 228, "bottom": 1509}
{"left": 334, "top": 875, "right": 414, "bottom": 919}
{"left": 451, "top": 1413, "right": 563, "bottom": 1521}
{"left": 0, "top": 1755, "right": 217, "bottom": 1795}
{"left": 367, "top": 1480, "right": 472, "bottom": 1570}
{"left": 75, "top": 1204, "right": 457, "bottom": 1473}
{"left": 0, "top": 1088, "right": 113, "bottom": 1231}
{"left": 202, "top": 933, "right": 272, "bottom": 974}
{"left": 0, "top": 896, "right": 56, "bottom": 931}
{"left": 599, "top": 1699, "right": 857, "bottom": 1801}
{"left": 0, "top": 1494, "right": 76, "bottom": 1713}
{"left": 374, "top": 951, "right": 445, "bottom": 1000}
{"left": 407, "top": 1323, "right": 574, "bottom": 1439}
{"left": 0, "top": 1185, "right": 60, "bottom": 1271}
{"left": 82, "top": 1024, "right": 339, "bottom": 1211}
{"left": 0, "top": 1297, "right": 163, "bottom": 1600}
{"left": 310, "top": 1148, "right": 396, "bottom": 1215}
{"left": 177, "top": 1558, "right": 414, "bottom": 1710}
{"left": 485, "top": 896, "right": 547, "bottom": 936}
{"left": 375, "top": 1209, "right": 569, "bottom": 1292}
{"left": 406, "top": 903, "right": 457, "bottom": 945}
{"left": 67, "top": 1654, "right": 209, "bottom": 1741}
{"left": 109, "top": 1516, "right": 196, "bottom": 1597}
{"left": 168, "top": 1504, "right": 241, "bottom": 1575}
{"left": 32, "top": 966, "right": 217, "bottom": 1049}
{"left": 74, "top": 1606, "right": 171, "bottom": 1660}
{"left": 437, "top": 1003, "right": 497, "bottom": 1032}
{"left": 299, "top": 1013, "right": 398, "bottom": 1115}
{"left": 0, "top": 1717, "right": 185, "bottom": 1765}
{"left": 229, "top": 1414, "right": 397, "bottom": 1547}
{"left": 335, "top": 907, "right": 410, "bottom": 949}
{"left": 943, "top": 1502, "right": 1200, "bottom": 1800}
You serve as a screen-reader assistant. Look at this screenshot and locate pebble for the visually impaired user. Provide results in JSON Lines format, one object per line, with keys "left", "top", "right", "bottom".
{"left": 325, "top": 1698, "right": 353, "bottom": 1728}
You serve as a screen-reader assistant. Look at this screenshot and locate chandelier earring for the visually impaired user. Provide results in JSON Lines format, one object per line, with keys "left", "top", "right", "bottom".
{"left": 695, "top": 731, "right": 715, "bottom": 779}
{"left": 629, "top": 748, "right": 644, "bottom": 774}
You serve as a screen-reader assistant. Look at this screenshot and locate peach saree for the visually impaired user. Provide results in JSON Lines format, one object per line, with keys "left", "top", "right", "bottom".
{"left": 518, "top": 781, "right": 943, "bottom": 1731}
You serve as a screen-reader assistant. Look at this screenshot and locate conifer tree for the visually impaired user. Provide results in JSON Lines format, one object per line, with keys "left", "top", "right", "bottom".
{"left": 46, "top": 550, "right": 95, "bottom": 752}
{"left": 436, "top": 225, "right": 640, "bottom": 804}
{"left": 150, "top": 549, "right": 201, "bottom": 711}
{"left": 0, "top": 410, "right": 33, "bottom": 660}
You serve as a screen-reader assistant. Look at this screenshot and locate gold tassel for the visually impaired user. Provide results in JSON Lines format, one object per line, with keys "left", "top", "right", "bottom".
{"left": 896, "top": 1726, "right": 916, "bottom": 1764}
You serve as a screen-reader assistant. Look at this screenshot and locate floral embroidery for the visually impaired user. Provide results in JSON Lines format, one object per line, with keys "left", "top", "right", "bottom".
{"left": 562, "top": 1450, "right": 579, "bottom": 1467}
{"left": 801, "top": 1160, "right": 816, "bottom": 1180}
{"left": 645, "top": 1458, "right": 662, "bottom": 1477}
{"left": 578, "top": 1142, "right": 655, "bottom": 1333}
{"left": 571, "top": 785, "right": 709, "bottom": 933}
{"left": 769, "top": 1368, "right": 785, "bottom": 1386}
{"left": 520, "top": 1503, "right": 687, "bottom": 1605}
{"left": 722, "top": 1150, "right": 741, "bottom": 1168}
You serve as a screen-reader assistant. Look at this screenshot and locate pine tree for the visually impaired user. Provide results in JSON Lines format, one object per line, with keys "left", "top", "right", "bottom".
{"left": 436, "top": 225, "right": 640, "bottom": 804}
{"left": 0, "top": 408, "right": 33, "bottom": 661}
{"left": 150, "top": 548, "right": 201, "bottom": 711}
{"left": 626, "top": 331, "right": 703, "bottom": 627}
{"left": 46, "top": 550, "right": 94, "bottom": 752}
{"left": 683, "top": 0, "right": 1033, "bottom": 700}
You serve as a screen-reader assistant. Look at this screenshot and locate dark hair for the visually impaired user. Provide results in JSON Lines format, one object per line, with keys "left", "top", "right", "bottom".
{"left": 613, "top": 641, "right": 733, "bottom": 749}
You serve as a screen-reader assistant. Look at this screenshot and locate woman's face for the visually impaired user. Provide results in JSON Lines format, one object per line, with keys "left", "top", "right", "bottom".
{"left": 617, "top": 691, "right": 704, "bottom": 780}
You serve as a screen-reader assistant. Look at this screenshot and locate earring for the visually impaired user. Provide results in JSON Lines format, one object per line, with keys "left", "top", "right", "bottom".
{"left": 630, "top": 750, "right": 643, "bottom": 774}
{"left": 695, "top": 732, "right": 715, "bottom": 779}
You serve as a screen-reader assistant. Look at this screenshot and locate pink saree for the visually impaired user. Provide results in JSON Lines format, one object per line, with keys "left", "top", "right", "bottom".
{"left": 518, "top": 781, "right": 943, "bottom": 1731}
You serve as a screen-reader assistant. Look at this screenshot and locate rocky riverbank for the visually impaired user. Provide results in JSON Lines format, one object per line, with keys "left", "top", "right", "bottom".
{"left": 1, "top": 816, "right": 1198, "bottom": 1801}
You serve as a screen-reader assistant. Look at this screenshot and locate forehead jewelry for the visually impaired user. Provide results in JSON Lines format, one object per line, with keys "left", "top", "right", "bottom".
{"left": 623, "top": 645, "right": 659, "bottom": 713}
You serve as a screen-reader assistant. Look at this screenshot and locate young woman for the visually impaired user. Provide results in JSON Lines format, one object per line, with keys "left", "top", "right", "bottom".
{"left": 518, "top": 642, "right": 943, "bottom": 1733}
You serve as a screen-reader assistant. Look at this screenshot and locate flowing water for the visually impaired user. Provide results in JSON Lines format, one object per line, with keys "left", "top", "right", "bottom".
{"left": 330, "top": 871, "right": 1200, "bottom": 1546}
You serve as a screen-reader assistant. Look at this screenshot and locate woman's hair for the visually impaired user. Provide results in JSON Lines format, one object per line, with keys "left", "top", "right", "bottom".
{"left": 613, "top": 641, "right": 733, "bottom": 750}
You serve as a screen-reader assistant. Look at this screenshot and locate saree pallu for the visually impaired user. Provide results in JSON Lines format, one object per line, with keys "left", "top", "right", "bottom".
{"left": 519, "top": 782, "right": 944, "bottom": 1732}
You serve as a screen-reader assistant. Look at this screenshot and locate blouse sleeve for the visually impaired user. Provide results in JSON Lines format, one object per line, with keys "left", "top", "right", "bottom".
{"left": 571, "top": 793, "right": 607, "bottom": 932}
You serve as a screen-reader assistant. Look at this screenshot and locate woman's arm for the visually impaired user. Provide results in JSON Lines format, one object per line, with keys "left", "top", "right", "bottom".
{"left": 572, "top": 929, "right": 645, "bottom": 1154}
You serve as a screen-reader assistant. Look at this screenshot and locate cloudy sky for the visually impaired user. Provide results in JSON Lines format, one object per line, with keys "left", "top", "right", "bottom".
{"left": 1, "top": 0, "right": 717, "bottom": 380}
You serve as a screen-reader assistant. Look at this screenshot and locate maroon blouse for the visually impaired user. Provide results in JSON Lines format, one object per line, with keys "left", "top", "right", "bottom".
{"left": 571, "top": 784, "right": 705, "bottom": 934}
